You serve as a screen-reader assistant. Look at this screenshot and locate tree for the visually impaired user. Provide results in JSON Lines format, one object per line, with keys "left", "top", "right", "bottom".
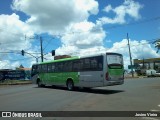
{"left": 19, "top": 64, "right": 24, "bottom": 68}
{"left": 16, "top": 64, "right": 24, "bottom": 70}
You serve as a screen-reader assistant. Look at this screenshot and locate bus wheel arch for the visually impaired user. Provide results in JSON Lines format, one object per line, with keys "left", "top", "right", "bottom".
{"left": 66, "top": 78, "right": 74, "bottom": 91}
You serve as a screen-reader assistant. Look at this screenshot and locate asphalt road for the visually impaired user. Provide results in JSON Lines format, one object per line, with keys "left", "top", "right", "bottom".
{"left": 0, "top": 77, "right": 160, "bottom": 120}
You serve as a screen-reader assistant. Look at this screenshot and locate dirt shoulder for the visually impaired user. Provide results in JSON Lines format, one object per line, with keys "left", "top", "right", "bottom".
{"left": 0, "top": 80, "right": 32, "bottom": 86}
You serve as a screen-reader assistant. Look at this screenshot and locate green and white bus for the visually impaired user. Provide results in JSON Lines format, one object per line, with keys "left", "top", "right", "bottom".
{"left": 31, "top": 52, "right": 124, "bottom": 90}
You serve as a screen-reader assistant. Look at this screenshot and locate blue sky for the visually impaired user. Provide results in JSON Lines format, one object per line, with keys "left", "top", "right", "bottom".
{"left": 0, "top": 0, "right": 160, "bottom": 69}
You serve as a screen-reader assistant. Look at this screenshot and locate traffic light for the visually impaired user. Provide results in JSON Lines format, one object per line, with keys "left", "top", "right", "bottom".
{"left": 21, "top": 50, "right": 25, "bottom": 56}
{"left": 51, "top": 50, "right": 55, "bottom": 56}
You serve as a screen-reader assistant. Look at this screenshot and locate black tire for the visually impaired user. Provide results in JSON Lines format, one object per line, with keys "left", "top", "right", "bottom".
{"left": 67, "top": 80, "right": 74, "bottom": 91}
{"left": 37, "top": 80, "right": 41, "bottom": 87}
{"left": 52, "top": 85, "right": 56, "bottom": 88}
{"left": 37, "top": 79, "right": 45, "bottom": 87}
{"left": 83, "top": 87, "right": 91, "bottom": 91}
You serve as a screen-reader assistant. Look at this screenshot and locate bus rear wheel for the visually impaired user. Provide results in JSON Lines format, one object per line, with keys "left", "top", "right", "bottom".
{"left": 83, "top": 87, "right": 91, "bottom": 91}
{"left": 67, "top": 80, "right": 74, "bottom": 91}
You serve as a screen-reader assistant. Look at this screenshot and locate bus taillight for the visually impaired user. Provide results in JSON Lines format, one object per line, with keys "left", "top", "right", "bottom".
{"left": 106, "top": 72, "right": 109, "bottom": 80}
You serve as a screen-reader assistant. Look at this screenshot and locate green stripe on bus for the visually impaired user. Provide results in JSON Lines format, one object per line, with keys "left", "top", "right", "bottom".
{"left": 108, "top": 69, "right": 123, "bottom": 76}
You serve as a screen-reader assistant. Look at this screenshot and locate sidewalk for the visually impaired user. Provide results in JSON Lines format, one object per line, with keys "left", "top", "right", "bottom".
{"left": 124, "top": 73, "right": 147, "bottom": 79}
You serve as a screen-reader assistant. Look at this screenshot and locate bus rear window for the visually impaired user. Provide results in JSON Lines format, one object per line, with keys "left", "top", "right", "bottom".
{"left": 107, "top": 55, "right": 123, "bottom": 65}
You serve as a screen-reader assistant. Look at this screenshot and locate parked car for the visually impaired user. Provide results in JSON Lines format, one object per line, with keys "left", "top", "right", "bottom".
{"left": 155, "top": 72, "right": 160, "bottom": 77}
{"left": 146, "top": 69, "right": 156, "bottom": 77}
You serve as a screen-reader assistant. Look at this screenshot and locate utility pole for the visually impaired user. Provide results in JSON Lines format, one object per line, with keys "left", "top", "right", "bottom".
{"left": 127, "top": 33, "right": 134, "bottom": 77}
{"left": 40, "top": 37, "right": 43, "bottom": 62}
{"left": 36, "top": 58, "right": 38, "bottom": 63}
{"left": 26, "top": 35, "right": 44, "bottom": 62}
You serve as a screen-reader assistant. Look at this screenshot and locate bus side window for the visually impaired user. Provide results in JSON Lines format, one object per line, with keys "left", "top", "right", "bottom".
{"left": 55, "top": 62, "right": 63, "bottom": 72}
{"left": 98, "top": 63, "right": 103, "bottom": 70}
{"left": 38, "top": 65, "right": 41, "bottom": 73}
{"left": 62, "top": 61, "right": 72, "bottom": 72}
{"left": 63, "top": 62, "right": 68, "bottom": 72}
{"left": 59, "top": 62, "right": 64, "bottom": 72}
{"left": 79, "top": 60, "right": 83, "bottom": 71}
{"left": 48, "top": 64, "right": 52, "bottom": 72}
{"left": 42, "top": 64, "right": 47, "bottom": 73}
{"left": 51, "top": 63, "right": 55, "bottom": 72}
{"left": 54, "top": 63, "right": 58, "bottom": 72}
{"left": 73, "top": 60, "right": 80, "bottom": 72}
{"left": 97, "top": 56, "right": 103, "bottom": 70}
{"left": 89, "top": 56, "right": 103, "bottom": 71}
{"left": 83, "top": 58, "right": 91, "bottom": 71}
{"left": 90, "top": 58, "right": 98, "bottom": 70}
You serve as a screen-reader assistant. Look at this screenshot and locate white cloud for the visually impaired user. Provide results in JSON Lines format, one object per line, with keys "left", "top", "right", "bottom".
{"left": 98, "top": 0, "right": 143, "bottom": 25}
{"left": 10, "top": 0, "right": 108, "bottom": 61}
{"left": 0, "top": 13, "right": 33, "bottom": 51}
{"left": 12, "top": 0, "right": 99, "bottom": 34}
{"left": 0, "top": 60, "right": 20, "bottom": 69}
{"left": 56, "top": 45, "right": 79, "bottom": 56}
{"left": 0, "top": 13, "right": 35, "bottom": 69}
{"left": 56, "top": 21, "right": 107, "bottom": 56}
{"left": 103, "top": 5, "right": 112, "bottom": 13}
{"left": 0, "top": 0, "right": 100, "bottom": 69}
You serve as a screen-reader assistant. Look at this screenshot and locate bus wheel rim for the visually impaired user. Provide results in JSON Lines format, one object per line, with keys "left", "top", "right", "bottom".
{"left": 68, "top": 82, "right": 73, "bottom": 90}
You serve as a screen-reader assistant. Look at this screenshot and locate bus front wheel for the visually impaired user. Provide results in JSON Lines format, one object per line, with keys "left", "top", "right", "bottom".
{"left": 37, "top": 79, "right": 45, "bottom": 87}
{"left": 67, "top": 80, "right": 74, "bottom": 91}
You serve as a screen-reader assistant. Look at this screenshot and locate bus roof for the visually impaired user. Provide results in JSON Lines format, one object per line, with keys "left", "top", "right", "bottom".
{"left": 34, "top": 52, "right": 122, "bottom": 65}
{"left": 39, "top": 56, "right": 79, "bottom": 64}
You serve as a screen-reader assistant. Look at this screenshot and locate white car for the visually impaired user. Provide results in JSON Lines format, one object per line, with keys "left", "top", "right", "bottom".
{"left": 146, "top": 69, "right": 156, "bottom": 77}
{"left": 155, "top": 72, "right": 160, "bottom": 77}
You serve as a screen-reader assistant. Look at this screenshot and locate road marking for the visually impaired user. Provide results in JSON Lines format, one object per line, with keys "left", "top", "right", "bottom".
{"left": 142, "top": 117, "right": 159, "bottom": 120}
{"left": 150, "top": 109, "right": 160, "bottom": 112}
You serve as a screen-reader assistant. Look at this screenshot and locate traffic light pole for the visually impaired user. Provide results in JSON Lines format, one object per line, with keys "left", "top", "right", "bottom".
{"left": 21, "top": 50, "right": 39, "bottom": 63}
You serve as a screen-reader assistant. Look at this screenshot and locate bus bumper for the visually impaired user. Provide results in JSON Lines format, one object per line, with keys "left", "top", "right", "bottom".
{"left": 105, "top": 80, "right": 124, "bottom": 86}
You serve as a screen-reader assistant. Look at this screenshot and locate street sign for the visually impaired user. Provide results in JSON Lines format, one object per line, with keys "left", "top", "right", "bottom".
{"left": 128, "top": 65, "right": 135, "bottom": 69}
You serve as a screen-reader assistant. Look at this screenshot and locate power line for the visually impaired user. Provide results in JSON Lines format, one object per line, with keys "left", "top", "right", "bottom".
{"left": 3, "top": 57, "right": 33, "bottom": 62}
{"left": 55, "top": 16, "right": 160, "bottom": 35}
{"left": 43, "top": 37, "right": 55, "bottom": 51}
{"left": 35, "top": 16, "right": 159, "bottom": 45}
{"left": 10, "top": 58, "right": 33, "bottom": 62}
{"left": 0, "top": 52, "right": 15, "bottom": 54}
{"left": 0, "top": 16, "right": 159, "bottom": 39}
{"left": 107, "top": 37, "right": 160, "bottom": 51}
